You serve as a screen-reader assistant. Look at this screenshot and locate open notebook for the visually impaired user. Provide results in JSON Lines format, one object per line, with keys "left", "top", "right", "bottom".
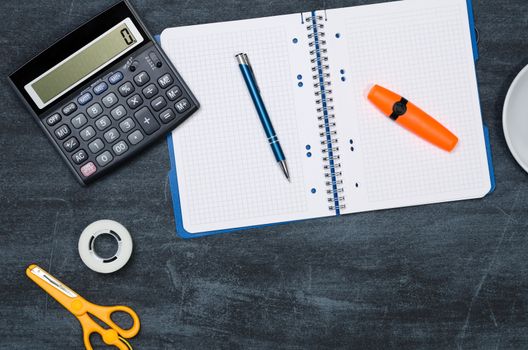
{"left": 161, "top": 0, "right": 494, "bottom": 238}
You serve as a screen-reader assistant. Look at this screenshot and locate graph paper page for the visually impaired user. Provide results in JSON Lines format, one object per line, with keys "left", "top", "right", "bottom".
{"left": 161, "top": 14, "right": 332, "bottom": 234}
{"left": 323, "top": 0, "right": 491, "bottom": 214}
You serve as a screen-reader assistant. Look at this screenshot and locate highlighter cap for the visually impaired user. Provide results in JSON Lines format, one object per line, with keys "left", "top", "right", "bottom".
{"left": 368, "top": 84, "right": 402, "bottom": 116}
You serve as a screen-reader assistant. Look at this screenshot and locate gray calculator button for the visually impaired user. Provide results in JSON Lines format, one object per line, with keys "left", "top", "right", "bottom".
{"left": 118, "top": 82, "right": 134, "bottom": 97}
{"left": 175, "top": 98, "right": 191, "bottom": 113}
{"left": 142, "top": 84, "right": 158, "bottom": 99}
{"left": 93, "top": 81, "right": 108, "bottom": 95}
{"left": 47, "top": 113, "right": 61, "bottom": 126}
{"left": 133, "top": 71, "right": 150, "bottom": 86}
{"left": 71, "top": 113, "right": 87, "bottom": 129}
{"left": 54, "top": 125, "right": 71, "bottom": 140}
{"left": 166, "top": 86, "right": 181, "bottom": 101}
{"left": 104, "top": 128, "right": 120, "bottom": 143}
{"left": 102, "top": 93, "right": 118, "bottom": 108}
{"left": 134, "top": 107, "right": 160, "bottom": 135}
{"left": 112, "top": 141, "right": 129, "bottom": 156}
{"left": 128, "top": 130, "right": 144, "bottom": 145}
{"left": 62, "top": 102, "right": 77, "bottom": 116}
{"left": 157, "top": 74, "right": 173, "bottom": 89}
{"left": 63, "top": 137, "right": 79, "bottom": 152}
{"left": 119, "top": 118, "right": 135, "bottom": 133}
{"left": 87, "top": 103, "right": 103, "bottom": 118}
{"left": 80, "top": 126, "right": 96, "bottom": 141}
{"left": 111, "top": 105, "right": 126, "bottom": 120}
{"left": 88, "top": 138, "right": 104, "bottom": 154}
{"left": 108, "top": 71, "right": 123, "bottom": 85}
{"left": 96, "top": 151, "right": 113, "bottom": 167}
{"left": 127, "top": 94, "right": 143, "bottom": 109}
{"left": 151, "top": 96, "right": 167, "bottom": 112}
{"left": 72, "top": 149, "right": 88, "bottom": 164}
{"left": 159, "top": 109, "right": 175, "bottom": 124}
{"left": 95, "top": 115, "right": 111, "bottom": 131}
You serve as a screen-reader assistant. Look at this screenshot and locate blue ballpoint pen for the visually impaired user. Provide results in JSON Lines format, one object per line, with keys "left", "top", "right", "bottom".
{"left": 236, "top": 53, "right": 290, "bottom": 181}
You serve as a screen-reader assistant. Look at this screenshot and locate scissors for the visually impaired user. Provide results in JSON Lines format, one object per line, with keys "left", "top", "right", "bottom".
{"left": 26, "top": 264, "right": 140, "bottom": 349}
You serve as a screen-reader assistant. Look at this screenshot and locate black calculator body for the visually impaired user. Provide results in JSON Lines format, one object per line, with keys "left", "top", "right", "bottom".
{"left": 9, "top": 0, "right": 199, "bottom": 185}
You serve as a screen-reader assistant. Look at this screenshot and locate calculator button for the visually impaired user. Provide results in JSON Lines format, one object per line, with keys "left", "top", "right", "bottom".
{"left": 88, "top": 138, "right": 104, "bottom": 154}
{"left": 110, "top": 105, "right": 126, "bottom": 120}
{"left": 119, "top": 118, "right": 135, "bottom": 133}
{"left": 175, "top": 98, "right": 191, "bottom": 113}
{"left": 72, "top": 149, "right": 88, "bottom": 164}
{"left": 151, "top": 96, "right": 167, "bottom": 112}
{"left": 71, "top": 113, "right": 87, "bottom": 129}
{"left": 96, "top": 151, "right": 113, "bottom": 167}
{"left": 46, "top": 113, "right": 61, "bottom": 126}
{"left": 133, "top": 71, "right": 150, "bottom": 86}
{"left": 77, "top": 92, "right": 93, "bottom": 106}
{"left": 118, "top": 82, "right": 135, "bottom": 97}
{"left": 128, "top": 130, "right": 144, "bottom": 145}
{"left": 142, "top": 84, "right": 158, "bottom": 99}
{"left": 95, "top": 115, "right": 111, "bottom": 131}
{"left": 134, "top": 107, "right": 160, "bottom": 135}
{"left": 159, "top": 109, "right": 176, "bottom": 124}
{"left": 63, "top": 137, "right": 79, "bottom": 152}
{"left": 157, "top": 74, "right": 173, "bottom": 89}
{"left": 108, "top": 71, "right": 123, "bottom": 85}
{"left": 112, "top": 141, "right": 129, "bottom": 156}
{"left": 80, "top": 162, "right": 97, "bottom": 177}
{"left": 80, "top": 126, "right": 96, "bottom": 141}
{"left": 54, "top": 125, "right": 71, "bottom": 140}
{"left": 62, "top": 102, "right": 77, "bottom": 116}
{"left": 87, "top": 103, "right": 103, "bottom": 118}
{"left": 127, "top": 94, "right": 143, "bottom": 109}
{"left": 166, "top": 86, "right": 181, "bottom": 101}
{"left": 104, "top": 128, "right": 120, "bottom": 143}
{"left": 93, "top": 81, "right": 108, "bottom": 95}
{"left": 102, "top": 93, "right": 118, "bottom": 108}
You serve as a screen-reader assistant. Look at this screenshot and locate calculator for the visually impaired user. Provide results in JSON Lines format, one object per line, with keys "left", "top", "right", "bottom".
{"left": 8, "top": 0, "right": 199, "bottom": 185}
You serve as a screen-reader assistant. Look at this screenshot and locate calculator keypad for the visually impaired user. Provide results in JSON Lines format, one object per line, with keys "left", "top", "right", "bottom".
{"left": 42, "top": 43, "right": 198, "bottom": 184}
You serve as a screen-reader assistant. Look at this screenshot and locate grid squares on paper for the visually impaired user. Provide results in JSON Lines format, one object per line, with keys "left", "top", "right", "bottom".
{"left": 344, "top": 4, "right": 489, "bottom": 203}
{"left": 164, "top": 26, "right": 308, "bottom": 228}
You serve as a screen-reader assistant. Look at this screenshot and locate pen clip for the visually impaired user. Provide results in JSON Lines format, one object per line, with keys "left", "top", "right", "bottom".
{"left": 236, "top": 53, "right": 260, "bottom": 92}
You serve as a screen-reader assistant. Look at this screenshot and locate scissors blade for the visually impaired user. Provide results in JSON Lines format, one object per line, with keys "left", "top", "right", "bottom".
{"left": 28, "top": 265, "right": 78, "bottom": 298}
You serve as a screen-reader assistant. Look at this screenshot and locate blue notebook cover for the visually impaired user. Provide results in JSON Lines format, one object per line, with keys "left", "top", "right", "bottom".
{"left": 162, "top": 0, "right": 496, "bottom": 239}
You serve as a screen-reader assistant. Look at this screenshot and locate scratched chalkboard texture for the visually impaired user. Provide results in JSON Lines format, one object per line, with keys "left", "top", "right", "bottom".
{"left": 1, "top": 0, "right": 528, "bottom": 349}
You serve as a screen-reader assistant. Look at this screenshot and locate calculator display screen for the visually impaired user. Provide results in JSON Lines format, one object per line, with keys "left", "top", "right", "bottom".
{"left": 24, "top": 18, "right": 144, "bottom": 109}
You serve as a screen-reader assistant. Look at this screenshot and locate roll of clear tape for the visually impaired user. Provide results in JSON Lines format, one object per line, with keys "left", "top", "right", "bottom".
{"left": 78, "top": 220, "right": 133, "bottom": 274}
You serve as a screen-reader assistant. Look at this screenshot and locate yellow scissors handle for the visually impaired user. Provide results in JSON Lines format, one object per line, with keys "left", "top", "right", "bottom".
{"left": 79, "top": 313, "right": 133, "bottom": 350}
{"left": 84, "top": 301, "right": 141, "bottom": 339}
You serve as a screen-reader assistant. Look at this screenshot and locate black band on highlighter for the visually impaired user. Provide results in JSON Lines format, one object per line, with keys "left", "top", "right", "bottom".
{"left": 390, "top": 98, "right": 408, "bottom": 121}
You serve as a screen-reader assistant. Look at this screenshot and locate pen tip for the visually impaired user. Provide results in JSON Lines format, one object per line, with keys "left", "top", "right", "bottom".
{"left": 279, "top": 160, "right": 290, "bottom": 182}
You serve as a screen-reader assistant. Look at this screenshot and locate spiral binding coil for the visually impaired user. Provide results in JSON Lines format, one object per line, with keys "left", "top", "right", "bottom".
{"left": 306, "top": 13, "right": 345, "bottom": 212}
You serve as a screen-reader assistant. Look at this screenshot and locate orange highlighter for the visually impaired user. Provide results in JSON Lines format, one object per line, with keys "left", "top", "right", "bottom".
{"left": 368, "top": 84, "right": 458, "bottom": 152}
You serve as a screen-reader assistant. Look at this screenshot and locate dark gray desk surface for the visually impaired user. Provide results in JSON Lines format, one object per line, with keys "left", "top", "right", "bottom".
{"left": 1, "top": 0, "right": 527, "bottom": 349}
